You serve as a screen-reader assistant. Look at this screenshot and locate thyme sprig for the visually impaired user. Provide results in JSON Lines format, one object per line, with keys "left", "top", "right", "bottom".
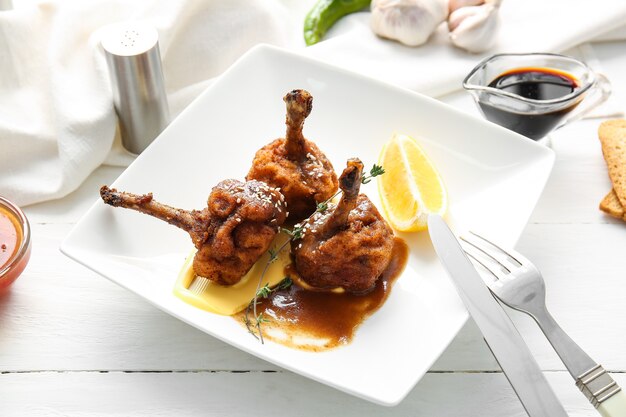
{"left": 316, "top": 191, "right": 340, "bottom": 213}
{"left": 316, "top": 164, "right": 385, "bottom": 213}
{"left": 244, "top": 274, "right": 293, "bottom": 342}
{"left": 282, "top": 225, "right": 304, "bottom": 240}
{"left": 243, "top": 230, "right": 298, "bottom": 343}
{"left": 362, "top": 164, "right": 385, "bottom": 184}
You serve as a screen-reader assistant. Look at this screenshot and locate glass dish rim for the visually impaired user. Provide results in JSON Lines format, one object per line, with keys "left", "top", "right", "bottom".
{"left": 462, "top": 52, "right": 595, "bottom": 106}
{"left": 0, "top": 196, "right": 31, "bottom": 279}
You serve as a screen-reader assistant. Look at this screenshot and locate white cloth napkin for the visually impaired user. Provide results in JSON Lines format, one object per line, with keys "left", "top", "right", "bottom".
{"left": 1, "top": 0, "right": 626, "bottom": 206}
{"left": 0, "top": 0, "right": 307, "bottom": 206}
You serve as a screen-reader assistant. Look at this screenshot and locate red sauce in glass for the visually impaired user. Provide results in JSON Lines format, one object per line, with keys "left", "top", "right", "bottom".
{"left": 0, "top": 202, "right": 30, "bottom": 292}
{"left": 0, "top": 207, "right": 20, "bottom": 270}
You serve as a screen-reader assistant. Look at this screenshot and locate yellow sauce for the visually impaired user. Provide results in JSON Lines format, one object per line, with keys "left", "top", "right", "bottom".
{"left": 173, "top": 233, "right": 291, "bottom": 315}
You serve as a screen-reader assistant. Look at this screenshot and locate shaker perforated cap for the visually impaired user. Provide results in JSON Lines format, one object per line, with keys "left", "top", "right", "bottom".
{"left": 101, "top": 21, "right": 170, "bottom": 155}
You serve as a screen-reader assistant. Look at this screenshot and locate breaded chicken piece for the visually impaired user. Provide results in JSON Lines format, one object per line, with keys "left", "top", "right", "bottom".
{"left": 291, "top": 159, "right": 394, "bottom": 293}
{"left": 246, "top": 89, "right": 338, "bottom": 222}
{"left": 100, "top": 179, "right": 286, "bottom": 286}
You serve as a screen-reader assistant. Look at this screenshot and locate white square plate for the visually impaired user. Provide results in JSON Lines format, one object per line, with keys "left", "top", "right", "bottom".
{"left": 61, "top": 45, "right": 554, "bottom": 406}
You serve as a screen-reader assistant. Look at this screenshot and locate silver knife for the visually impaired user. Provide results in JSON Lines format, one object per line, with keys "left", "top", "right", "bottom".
{"left": 428, "top": 215, "right": 568, "bottom": 417}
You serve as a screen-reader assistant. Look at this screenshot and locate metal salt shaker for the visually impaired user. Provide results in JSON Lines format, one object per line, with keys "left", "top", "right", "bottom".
{"left": 101, "top": 22, "right": 170, "bottom": 155}
{"left": 0, "top": 0, "right": 13, "bottom": 11}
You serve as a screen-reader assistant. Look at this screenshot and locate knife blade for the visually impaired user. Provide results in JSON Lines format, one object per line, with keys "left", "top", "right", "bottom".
{"left": 428, "top": 215, "right": 568, "bottom": 417}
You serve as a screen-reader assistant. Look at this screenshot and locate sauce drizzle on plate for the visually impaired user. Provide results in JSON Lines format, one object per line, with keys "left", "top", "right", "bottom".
{"left": 235, "top": 237, "right": 408, "bottom": 351}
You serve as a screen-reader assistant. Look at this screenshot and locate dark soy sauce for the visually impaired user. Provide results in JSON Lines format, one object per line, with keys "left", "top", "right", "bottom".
{"left": 479, "top": 67, "right": 579, "bottom": 140}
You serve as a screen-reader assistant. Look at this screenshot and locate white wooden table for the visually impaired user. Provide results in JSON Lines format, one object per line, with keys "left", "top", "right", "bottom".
{"left": 2, "top": 41, "right": 626, "bottom": 416}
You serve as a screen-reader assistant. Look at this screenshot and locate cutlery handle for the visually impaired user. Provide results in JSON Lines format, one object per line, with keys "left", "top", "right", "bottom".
{"left": 598, "top": 390, "right": 626, "bottom": 417}
{"left": 576, "top": 364, "right": 625, "bottom": 415}
{"left": 535, "top": 309, "right": 625, "bottom": 414}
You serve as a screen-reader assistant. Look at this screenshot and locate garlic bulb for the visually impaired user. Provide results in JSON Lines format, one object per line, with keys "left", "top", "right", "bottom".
{"left": 370, "top": 0, "right": 449, "bottom": 47}
{"left": 448, "top": 0, "right": 501, "bottom": 53}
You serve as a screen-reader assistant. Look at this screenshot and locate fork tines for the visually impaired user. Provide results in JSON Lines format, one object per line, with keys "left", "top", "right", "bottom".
{"left": 459, "top": 232, "right": 523, "bottom": 281}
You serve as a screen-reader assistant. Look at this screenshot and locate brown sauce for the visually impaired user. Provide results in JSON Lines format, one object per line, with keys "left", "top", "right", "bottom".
{"left": 480, "top": 67, "right": 580, "bottom": 140}
{"left": 235, "top": 237, "right": 408, "bottom": 351}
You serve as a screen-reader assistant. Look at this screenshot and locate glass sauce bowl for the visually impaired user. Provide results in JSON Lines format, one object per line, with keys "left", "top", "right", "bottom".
{"left": 0, "top": 196, "right": 31, "bottom": 292}
{"left": 463, "top": 53, "right": 611, "bottom": 142}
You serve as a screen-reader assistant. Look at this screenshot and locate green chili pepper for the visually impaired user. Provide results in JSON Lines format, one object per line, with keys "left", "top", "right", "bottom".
{"left": 304, "top": 0, "right": 371, "bottom": 46}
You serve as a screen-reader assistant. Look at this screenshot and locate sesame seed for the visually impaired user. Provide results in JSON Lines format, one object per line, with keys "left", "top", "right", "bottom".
{"left": 236, "top": 198, "right": 241, "bottom": 204}
{"left": 236, "top": 218, "right": 241, "bottom": 223}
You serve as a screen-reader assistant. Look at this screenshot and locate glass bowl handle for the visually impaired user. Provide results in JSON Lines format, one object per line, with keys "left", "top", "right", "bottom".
{"left": 555, "top": 73, "right": 612, "bottom": 131}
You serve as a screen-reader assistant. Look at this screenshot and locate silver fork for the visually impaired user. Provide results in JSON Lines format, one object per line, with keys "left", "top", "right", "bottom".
{"left": 460, "top": 232, "right": 626, "bottom": 417}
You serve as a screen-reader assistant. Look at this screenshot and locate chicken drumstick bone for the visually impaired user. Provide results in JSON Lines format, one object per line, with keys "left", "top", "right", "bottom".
{"left": 100, "top": 179, "right": 286, "bottom": 286}
{"left": 247, "top": 89, "right": 338, "bottom": 222}
{"left": 292, "top": 158, "right": 394, "bottom": 293}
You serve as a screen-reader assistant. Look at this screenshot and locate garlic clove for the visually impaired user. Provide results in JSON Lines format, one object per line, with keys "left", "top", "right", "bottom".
{"left": 448, "top": 4, "right": 482, "bottom": 31}
{"left": 371, "top": 0, "right": 449, "bottom": 47}
{"left": 448, "top": 0, "right": 484, "bottom": 14}
{"left": 448, "top": 2, "right": 500, "bottom": 53}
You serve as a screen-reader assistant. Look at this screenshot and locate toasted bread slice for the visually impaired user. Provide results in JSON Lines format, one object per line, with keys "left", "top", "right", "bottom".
{"left": 599, "top": 189, "right": 626, "bottom": 220}
{"left": 598, "top": 120, "right": 626, "bottom": 208}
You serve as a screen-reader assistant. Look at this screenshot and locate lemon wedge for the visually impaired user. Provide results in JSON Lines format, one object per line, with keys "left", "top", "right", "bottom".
{"left": 378, "top": 133, "right": 447, "bottom": 231}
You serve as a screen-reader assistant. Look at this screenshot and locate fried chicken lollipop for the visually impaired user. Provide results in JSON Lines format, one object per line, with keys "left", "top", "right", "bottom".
{"left": 100, "top": 180, "right": 286, "bottom": 286}
{"left": 246, "top": 89, "right": 338, "bottom": 222}
{"left": 291, "top": 159, "right": 394, "bottom": 293}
